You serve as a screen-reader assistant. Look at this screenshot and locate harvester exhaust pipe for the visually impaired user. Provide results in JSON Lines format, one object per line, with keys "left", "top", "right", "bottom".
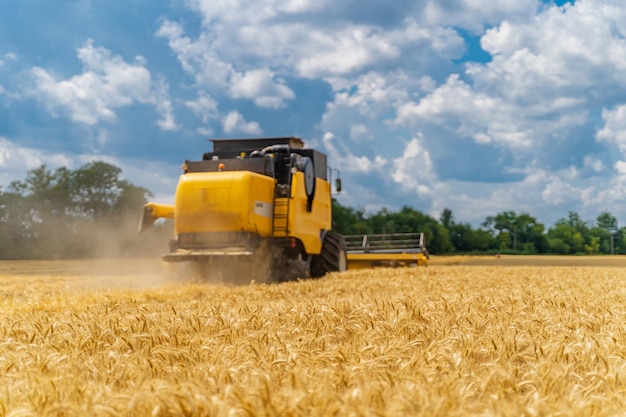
{"left": 250, "top": 144, "right": 290, "bottom": 157}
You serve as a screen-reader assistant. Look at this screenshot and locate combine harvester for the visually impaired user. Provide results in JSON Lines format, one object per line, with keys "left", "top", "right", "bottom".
{"left": 139, "top": 137, "right": 427, "bottom": 283}
{"left": 345, "top": 233, "right": 429, "bottom": 269}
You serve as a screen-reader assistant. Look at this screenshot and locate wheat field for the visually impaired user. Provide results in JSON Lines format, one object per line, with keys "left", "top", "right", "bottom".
{"left": 2, "top": 258, "right": 626, "bottom": 416}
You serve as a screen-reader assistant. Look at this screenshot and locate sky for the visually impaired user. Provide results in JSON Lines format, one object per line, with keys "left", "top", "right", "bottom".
{"left": 1, "top": 0, "right": 626, "bottom": 228}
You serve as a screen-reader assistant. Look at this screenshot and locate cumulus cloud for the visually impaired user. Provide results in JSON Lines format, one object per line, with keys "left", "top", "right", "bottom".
{"left": 322, "top": 132, "right": 387, "bottom": 173}
{"left": 423, "top": 0, "right": 541, "bottom": 32}
{"left": 30, "top": 39, "right": 177, "bottom": 130}
{"left": 229, "top": 69, "right": 295, "bottom": 109}
{"left": 156, "top": 3, "right": 466, "bottom": 95}
{"left": 477, "top": 2, "right": 626, "bottom": 97}
{"left": 597, "top": 105, "right": 626, "bottom": 155}
{"left": 382, "top": 0, "right": 626, "bottom": 213}
{"left": 294, "top": 27, "right": 401, "bottom": 78}
{"left": 0, "top": 137, "right": 71, "bottom": 180}
{"left": 185, "top": 92, "right": 219, "bottom": 123}
{"left": 392, "top": 134, "right": 435, "bottom": 197}
{"left": 156, "top": 21, "right": 296, "bottom": 109}
{"left": 222, "top": 110, "right": 262, "bottom": 135}
{"left": 0, "top": 52, "right": 16, "bottom": 67}
{"left": 8, "top": 0, "right": 626, "bottom": 228}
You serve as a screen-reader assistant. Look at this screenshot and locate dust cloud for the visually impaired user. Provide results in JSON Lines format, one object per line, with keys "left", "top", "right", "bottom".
{"left": 0, "top": 211, "right": 289, "bottom": 290}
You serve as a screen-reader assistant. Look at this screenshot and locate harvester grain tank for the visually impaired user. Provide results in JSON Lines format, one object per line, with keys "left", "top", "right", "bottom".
{"left": 139, "top": 137, "right": 348, "bottom": 282}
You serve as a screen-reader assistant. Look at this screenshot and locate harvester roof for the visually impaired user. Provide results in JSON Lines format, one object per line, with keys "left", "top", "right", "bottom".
{"left": 210, "top": 137, "right": 304, "bottom": 153}
{"left": 195, "top": 136, "right": 328, "bottom": 181}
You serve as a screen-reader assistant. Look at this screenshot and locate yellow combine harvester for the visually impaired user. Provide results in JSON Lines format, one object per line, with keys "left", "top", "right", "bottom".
{"left": 139, "top": 137, "right": 347, "bottom": 282}
{"left": 344, "top": 233, "right": 429, "bottom": 268}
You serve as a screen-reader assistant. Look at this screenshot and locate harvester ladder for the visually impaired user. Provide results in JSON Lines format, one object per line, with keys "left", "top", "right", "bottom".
{"left": 272, "top": 185, "right": 290, "bottom": 238}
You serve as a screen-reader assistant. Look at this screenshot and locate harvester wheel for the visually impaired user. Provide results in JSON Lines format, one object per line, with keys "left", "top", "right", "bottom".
{"left": 310, "top": 232, "right": 348, "bottom": 278}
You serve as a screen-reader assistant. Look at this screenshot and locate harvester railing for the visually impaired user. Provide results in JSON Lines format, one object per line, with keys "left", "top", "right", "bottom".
{"left": 344, "top": 232, "right": 426, "bottom": 254}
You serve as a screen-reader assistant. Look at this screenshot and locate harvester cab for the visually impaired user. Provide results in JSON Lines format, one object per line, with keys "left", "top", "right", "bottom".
{"left": 139, "top": 137, "right": 348, "bottom": 283}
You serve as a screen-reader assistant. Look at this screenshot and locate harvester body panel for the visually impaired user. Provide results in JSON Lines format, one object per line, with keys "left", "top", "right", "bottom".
{"left": 174, "top": 171, "right": 274, "bottom": 236}
{"left": 281, "top": 172, "right": 331, "bottom": 255}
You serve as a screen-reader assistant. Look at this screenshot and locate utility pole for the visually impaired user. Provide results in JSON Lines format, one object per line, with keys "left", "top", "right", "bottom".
{"left": 611, "top": 231, "right": 615, "bottom": 255}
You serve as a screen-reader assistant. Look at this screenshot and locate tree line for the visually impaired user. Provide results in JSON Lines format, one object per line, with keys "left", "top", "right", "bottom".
{"left": 0, "top": 161, "right": 623, "bottom": 259}
{"left": 0, "top": 162, "right": 168, "bottom": 260}
{"left": 332, "top": 201, "right": 625, "bottom": 256}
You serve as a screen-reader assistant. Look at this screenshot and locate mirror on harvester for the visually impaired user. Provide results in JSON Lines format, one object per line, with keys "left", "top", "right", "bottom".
{"left": 335, "top": 178, "right": 342, "bottom": 193}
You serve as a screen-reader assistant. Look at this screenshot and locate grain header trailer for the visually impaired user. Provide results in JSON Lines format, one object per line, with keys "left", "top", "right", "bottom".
{"left": 344, "top": 232, "right": 429, "bottom": 268}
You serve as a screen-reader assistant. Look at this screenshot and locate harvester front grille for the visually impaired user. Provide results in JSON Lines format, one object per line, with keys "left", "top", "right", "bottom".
{"left": 176, "top": 232, "right": 256, "bottom": 250}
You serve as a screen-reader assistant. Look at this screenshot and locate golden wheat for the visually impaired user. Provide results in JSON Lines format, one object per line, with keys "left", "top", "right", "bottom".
{"left": 1, "top": 259, "right": 626, "bottom": 416}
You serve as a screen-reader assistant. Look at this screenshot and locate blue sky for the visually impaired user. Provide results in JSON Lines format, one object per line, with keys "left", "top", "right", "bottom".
{"left": 2, "top": 0, "right": 626, "bottom": 227}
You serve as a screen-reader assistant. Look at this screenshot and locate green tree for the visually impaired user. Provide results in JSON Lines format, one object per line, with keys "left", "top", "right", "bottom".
{"left": 0, "top": 162, "right": 152, "bottom": 259}
{"left": 482, "top": 211, "right": 546, "bottom": 253}
{"left": 597, "top": 211, "right": 618, "bottom": 231}
{"left": 448, "top": 223, "right": 498, "bottom": 253}
{"left": 384, "top": 206, "right": 453, "bottom": 254}
{"left": 440, "top": 208, "right": 454, "bottom": 229}
{"left": 546, "top": 219, "right": 585, "bottom": 254}
{"left": 595, "top": 211, "right": 618, "bottom": 254}
{"left": 331, "top": 199, "right": 370, "bottom": 235}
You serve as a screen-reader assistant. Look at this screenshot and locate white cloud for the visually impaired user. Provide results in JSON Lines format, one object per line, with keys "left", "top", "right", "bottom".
{"left": 157, "top": 21, "right": 295, "bottom": 108}
{"left": 392, "top": 134, "right": 435, "bottom": 197}
{"left": 423, "top": 168, "right": 590, "bottom": 225}
{"left": 319, "top": 70, "right": 430, "bottom": 149}
{"left": 295, "top": 27, "right": 401, "bottom": 78}
{"left": 185, "top": 92, "right": 219, "bottom": 123}
{"left": 0, "top": 52, "right": 16, "bottom": 67}
{"left": 583, "top": 155, "right": 604, "bottom": 174}
{"left": 185, "top": 92, "right": 218, "bottom": 136}
{"left": 153, "top": 78, "right": 179, "bottom": 131}
{"left": 222, "top": 110, "right": 262, "bottom": 135}
{"left": 541, "top": 176, "right": 582, "bottom": 206}
{"left": 157, "top": 5, "right": 466, "bottom": 94}
{"left": 9, "top": 0, "right": 626, "bottom": 229}
{"left": 30, "top": 39, "right": 177, "bottom": 130}
{"left": 423, "top": 0, "right": 541, "bottom": 32}
{"left": 597, "top": 104, "right": 626, "bottom": 155}
{"left": 0, "top": 138, "right": 71, "bottom": 182}
{"left": 349, "top": 124, "right": 372, "bottom": 141}
{"left": 229, "top": 69, "right": 295, "bottom": 109}
{"left": 156, "top": 20, "right": 234, "bottom": 90}
{"left": 394, "top": 74, "right": 538, "bottom": 149}
{"left": 0, "top": 53, "right": 20, "bottom": 99}
{"left": 322, "top": 132, "right": 387, "bottom": 173}
{"left": 476, "top": 0, "right": 626, "bottom": 97}
{"left": 385, "top": 0, "right": 626, "bottom": 188}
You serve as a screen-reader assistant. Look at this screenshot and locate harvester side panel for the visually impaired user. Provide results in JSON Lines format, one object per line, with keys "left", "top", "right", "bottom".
{"left": 174, "top": 171, "right": 275, "bottom": 236}
{"left": 285, "top": 172, "right": 331, "bottom": 255}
